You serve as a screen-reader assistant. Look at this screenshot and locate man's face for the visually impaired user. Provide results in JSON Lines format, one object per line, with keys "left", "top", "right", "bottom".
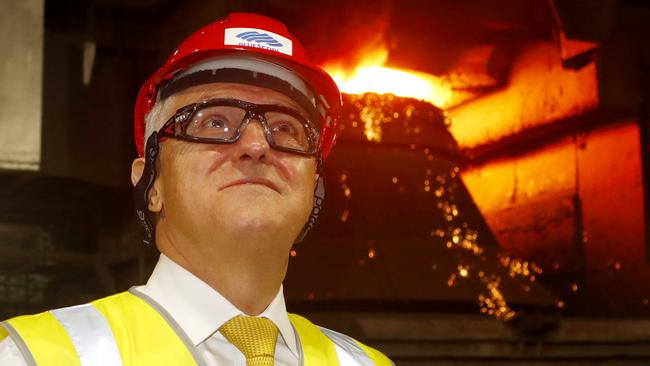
{"left": 145, "top": 82, "right": 317, "bottom": 256}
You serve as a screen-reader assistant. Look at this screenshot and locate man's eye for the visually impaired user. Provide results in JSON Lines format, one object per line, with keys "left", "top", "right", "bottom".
{"left": 272, "top": 123, "right": 298, "bottom": 135}
{"left": 204, "top": 118, "right": 226, "bottom": 129}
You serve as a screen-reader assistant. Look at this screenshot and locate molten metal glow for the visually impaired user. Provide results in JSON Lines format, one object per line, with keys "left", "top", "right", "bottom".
{"left": 324, "top": 48, "right": 453, "bottom": 108}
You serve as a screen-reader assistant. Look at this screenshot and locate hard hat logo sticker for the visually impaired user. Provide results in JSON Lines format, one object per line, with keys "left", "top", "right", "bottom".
{"left": 225, "top": 27, "right": 293, "bottom": 56}
{"left": 236, "top": 31, "right": 283, "bottom": 47}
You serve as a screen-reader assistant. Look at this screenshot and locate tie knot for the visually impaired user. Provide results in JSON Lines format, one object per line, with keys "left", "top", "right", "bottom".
{"left": 219, "top": 315, "right": 279, "bottom": 366}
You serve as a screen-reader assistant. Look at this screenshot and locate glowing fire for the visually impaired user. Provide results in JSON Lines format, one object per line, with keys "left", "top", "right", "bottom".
{"left": 323, "top": 47, "right": 453, "bottom": 109}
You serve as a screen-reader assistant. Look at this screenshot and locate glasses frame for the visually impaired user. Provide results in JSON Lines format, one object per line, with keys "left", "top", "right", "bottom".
{"left": 155, "top": 98, "right": 321, "bottom": 156}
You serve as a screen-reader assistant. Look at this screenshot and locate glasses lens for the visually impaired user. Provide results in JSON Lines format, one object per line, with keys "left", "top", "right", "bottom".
{"left": 265, "top": 111, "right": 314, "bottom": 152}
{"left": 185, "top": 105, "right": 246, "bottom": 139}
{"left": 178, "top": 100, "right": 318, "bottom": 154}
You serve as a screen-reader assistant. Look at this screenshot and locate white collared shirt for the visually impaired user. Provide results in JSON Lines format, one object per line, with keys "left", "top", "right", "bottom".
{"left": 0, "top": 254, "right": 300, "bottom": 366}
{"left": 137, "top": 254, "right": 300, "bottom": 365}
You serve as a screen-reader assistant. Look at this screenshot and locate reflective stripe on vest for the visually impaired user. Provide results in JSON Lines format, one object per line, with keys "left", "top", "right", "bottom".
{"left": 317, "top": 325, "right": 394, "bottom": 366}
{"left": 51, "top": 304, "right": 123, "bottom": 366}
{"left": 319, "top": 326, "right": 374, "bottom": 366}
{"left": 93, "top": 289, "right": 202, "bottom": 366}
{"left": 2, "top": 310, "right": 80, "bottom": 366}
{"left": 3, "top": 290, "right": 391, "bottom": 365}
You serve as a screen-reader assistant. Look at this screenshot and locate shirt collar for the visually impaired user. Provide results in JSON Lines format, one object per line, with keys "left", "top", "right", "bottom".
{"left": 137, "top": 254, "right": 298, "bottom": 358}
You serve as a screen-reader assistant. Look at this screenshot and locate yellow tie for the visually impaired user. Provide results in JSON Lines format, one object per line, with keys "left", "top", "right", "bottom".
{"left": 219, "top": 315, "right": 279, "bottom": 366}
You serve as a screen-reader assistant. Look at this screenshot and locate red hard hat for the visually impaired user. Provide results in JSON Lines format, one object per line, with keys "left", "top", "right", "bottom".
{"left": 134, "top": 12, "right": 341, "bottom": 158}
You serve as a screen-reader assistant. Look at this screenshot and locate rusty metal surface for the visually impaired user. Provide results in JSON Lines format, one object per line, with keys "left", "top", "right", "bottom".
{"left": 462, "top": 120, "right": 649, "bottom": 315}
{"left": 449, "top": 42, "right": 599, "bottom": 150}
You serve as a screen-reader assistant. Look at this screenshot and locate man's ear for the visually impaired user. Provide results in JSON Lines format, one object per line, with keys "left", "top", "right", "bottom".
{"left": 131, "top": 157, "right": 145, "bottom": 187}
{"left": 131, "top": 157, "right": 163, "bottom": 213}
{"left": 148, "top": 181, "right": 163, "bottom": 213}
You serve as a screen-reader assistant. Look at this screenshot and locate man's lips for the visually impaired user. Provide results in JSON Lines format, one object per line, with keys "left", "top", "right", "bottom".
{"left": 219, "top": 178, "right": 280, "bottom": 192}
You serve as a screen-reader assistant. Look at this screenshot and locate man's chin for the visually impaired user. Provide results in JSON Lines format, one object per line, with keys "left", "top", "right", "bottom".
{"left": 219, "top": 210, "right": 285, "bottom": 233}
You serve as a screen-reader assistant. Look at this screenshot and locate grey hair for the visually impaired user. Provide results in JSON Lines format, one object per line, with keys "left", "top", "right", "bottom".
{"left": 144, "top": 84, "right": 227, "bottom": 148}
{"left": 143, "top": 95, "right": 177, "bottom": 154}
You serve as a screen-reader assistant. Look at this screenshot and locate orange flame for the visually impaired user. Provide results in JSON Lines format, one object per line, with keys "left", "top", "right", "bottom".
{"left": 323, "top": 46, "right": 453, "bottom": 109}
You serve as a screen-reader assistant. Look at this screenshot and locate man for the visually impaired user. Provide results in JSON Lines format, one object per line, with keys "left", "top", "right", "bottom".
{"left": 0, "top": 12, "right": 393, "bottom": 366}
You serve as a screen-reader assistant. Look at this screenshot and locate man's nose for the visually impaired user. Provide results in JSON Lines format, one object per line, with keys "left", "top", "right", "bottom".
{"left": 233, "top": 119, "right": 270, "bottom": 161}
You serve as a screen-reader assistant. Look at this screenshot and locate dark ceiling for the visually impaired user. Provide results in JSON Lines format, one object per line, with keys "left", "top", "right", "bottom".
{"left": 45, "top": 0, "right": 647, "bottom": 78}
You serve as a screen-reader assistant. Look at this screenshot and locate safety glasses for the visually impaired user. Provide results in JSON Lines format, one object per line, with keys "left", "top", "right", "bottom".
{"left": 155, "top": 98, "right": 320, "bottom": 156}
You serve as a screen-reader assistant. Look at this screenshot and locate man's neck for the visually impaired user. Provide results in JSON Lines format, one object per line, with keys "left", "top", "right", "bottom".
{"left": 156, "top": 229, "right": 289, "bottom": 315}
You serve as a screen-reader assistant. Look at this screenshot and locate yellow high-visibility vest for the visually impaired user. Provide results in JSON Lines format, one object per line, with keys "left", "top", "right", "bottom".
{"left": 1, "top": 288, "right": 393, "bottom": 366}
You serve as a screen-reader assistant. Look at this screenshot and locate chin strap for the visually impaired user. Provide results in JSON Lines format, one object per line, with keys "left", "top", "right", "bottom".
{"left": 294, "top": 156, "right": 325, "bottom": 244}
{"left": 133, "top": 132, "right": 160, "bottom": 245}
